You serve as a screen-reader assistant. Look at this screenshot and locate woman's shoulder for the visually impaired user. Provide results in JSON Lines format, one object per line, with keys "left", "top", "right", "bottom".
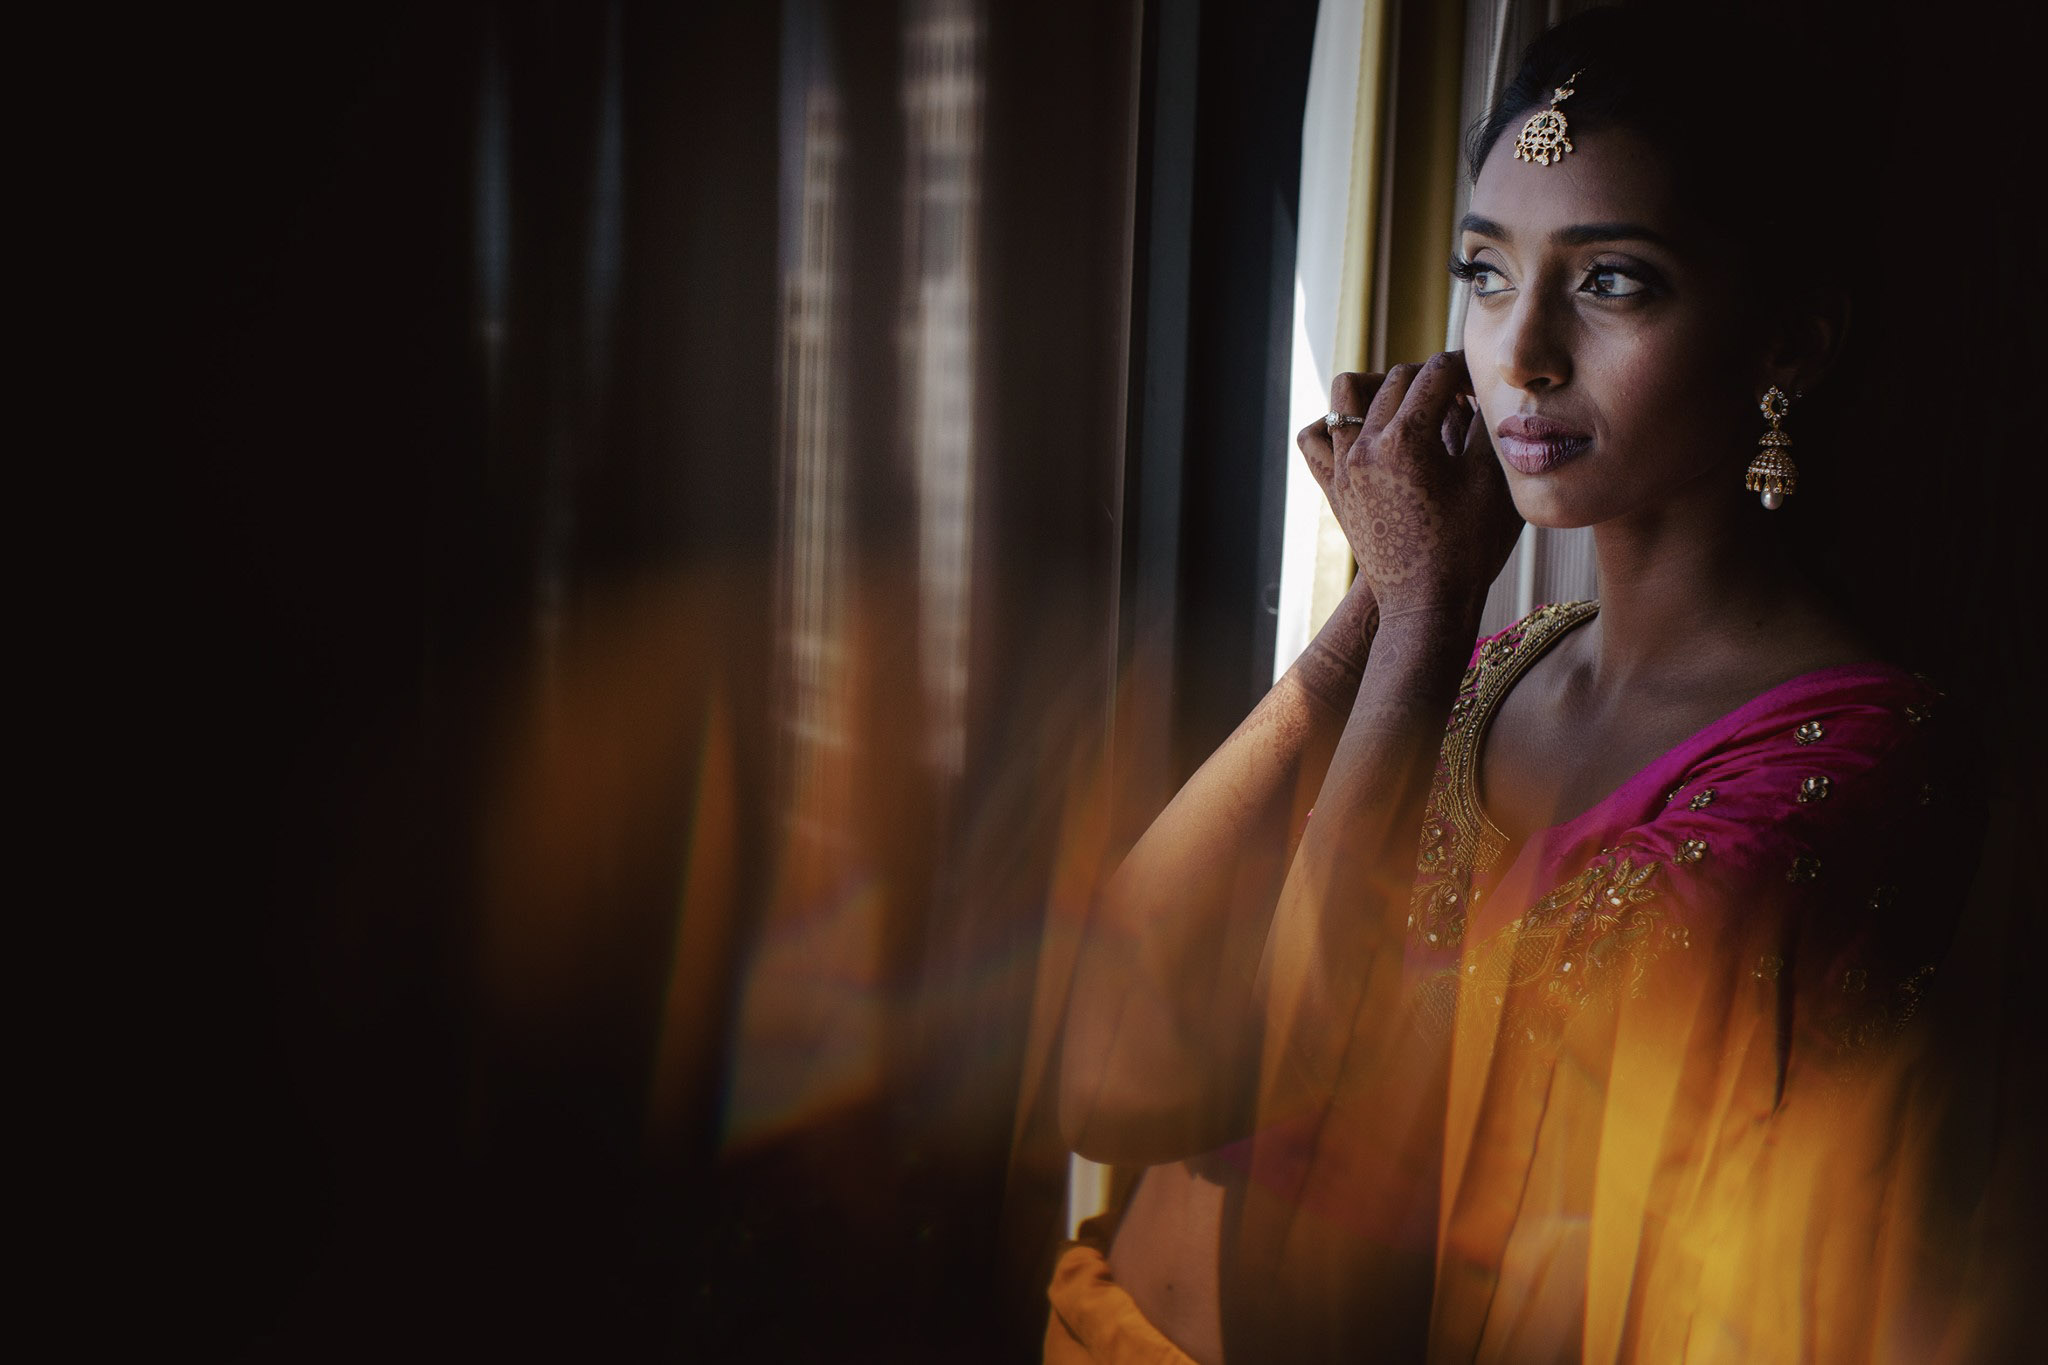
{"left": 1589, "top": 656, "right": 1966, "bottom": 924}
{"left": 1459, "top": 599, "right": 1962, "bottom": 867}
{"left": 1464, "top": 599, "right": 1598, "bottom": 674}
{"left": 1624, "top": 650, "right": 1948, "bottom": 828}
{"left": 1509, "top": 598, "right": 1960, "bottom": 882}
{"left": 1471, "top": 596, "right": 1934, "bottom": 740}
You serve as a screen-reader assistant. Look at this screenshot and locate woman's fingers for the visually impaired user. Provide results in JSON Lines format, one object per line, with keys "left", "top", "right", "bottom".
{"left": 1440, "top": 397, "right": 1473, "bottom": 461}
{"left": 1312, "top": 349, "right": 1519, "bottom": 615}
{"left": 1451, "top": 391, "right": 1523, "bottom": 561}
{"left": 1329, "top": 370, "right": 1386, "bottom": 415}
{"left": 1326, "top": 371, "right": 1384, "bottom": 464}
{"left": 1296, "top": 416, "right": 1335, "bottom": 485}
{"left": 1303, "top": 366, "right": 1435, "bottom": 486}
{"left": 1354, "top": 352, "right": 1476, "bottom": 472}
{"left": 1393, "top": 351, "right": 1472, "bottom": 451}
{"left": 1363, "top": 361, "right": 1423, "bottom": 437}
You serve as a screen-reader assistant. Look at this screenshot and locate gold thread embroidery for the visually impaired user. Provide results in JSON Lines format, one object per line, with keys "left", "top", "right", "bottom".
{"left": 1460, "top": 851, "right": 1686, "bottom": 1030}
{"left": 1408, "top": 602, "right": 1599, "bottom": 951}
{"left": 1687, "top": 788, "right": 1717, "bottom": 811}
{"left": 1795, "top": 720, "right": 1824, "bottom": 745}
{"left": 1798, "top": 775, "right": 1831, "bottom": 803}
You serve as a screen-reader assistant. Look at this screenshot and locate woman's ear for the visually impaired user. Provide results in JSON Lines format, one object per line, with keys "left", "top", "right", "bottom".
{"left": 1765, "top": 286, "right": 1850, "bottom": 395}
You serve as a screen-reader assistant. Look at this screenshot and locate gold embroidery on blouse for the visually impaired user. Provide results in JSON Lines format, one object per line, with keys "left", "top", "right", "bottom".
{"left": 1408, "top": 601, "right": 1599, "bottom": 951}
{"left": 1687, "top": 788, "right": 1717, "bottom": 810}
{"left": 1795, "top": 720, "right": 1825, "bottom": 745}
{"left": 1416, "top": 819, "right": 1446, "bottom": 872}
{"left": 1461, "top": 852, "right": 1687, "bottom": 1027}
{"left": 1787, "top": 853, "right": 1822, "bottom": 884}
{"left": 1530, "top": 852, "right": 1659, "bottom": 919}
{"left": 1798, "top": 774, "right": 1831, "bottom": 803}
{"left": 1676, "top": 837, "right": 1708, "bottom": 863}
{"left": 1904, "top": 701, "right": 1933, "bottom": 725}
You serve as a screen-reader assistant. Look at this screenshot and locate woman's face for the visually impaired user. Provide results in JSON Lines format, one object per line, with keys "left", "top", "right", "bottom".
{"left": 1459, "top": 124, "right": 1766, "bottom": 529}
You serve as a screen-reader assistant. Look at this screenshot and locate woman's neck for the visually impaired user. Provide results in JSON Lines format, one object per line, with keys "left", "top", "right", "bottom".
{"left": 1582, "top": 478, "right": 1819, "bottom": 696}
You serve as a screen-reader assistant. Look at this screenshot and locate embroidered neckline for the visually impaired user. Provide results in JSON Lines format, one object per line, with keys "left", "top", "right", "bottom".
{"left": 1408, "top": 601, "right": 1598, "bottom": 951}
{"left": 1458, "top": 602, "right": 1600, "bottom": 857}
{"left": 1458, "top": 601, "right": 1597, "bottom": 871}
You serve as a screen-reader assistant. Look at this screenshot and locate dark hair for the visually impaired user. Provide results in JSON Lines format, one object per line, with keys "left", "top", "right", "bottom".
{"left": 1466, "top": 5, "right": 1863, "bottom": 295}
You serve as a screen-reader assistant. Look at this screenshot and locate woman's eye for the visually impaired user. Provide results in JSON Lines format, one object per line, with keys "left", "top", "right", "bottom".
{"left": 1583, "top": 267, "right": 1647, "bottom": 298}
{"left": 1472, "top": 267, "right": 1509, "bottom": 296}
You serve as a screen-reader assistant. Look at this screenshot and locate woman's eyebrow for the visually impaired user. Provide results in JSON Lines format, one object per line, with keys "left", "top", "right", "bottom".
{"left": 1456, "top": 215, "right": 1673, "bottom": 250}
{"left": 1552, "top": 222, "right": 1672, "bottom": 248}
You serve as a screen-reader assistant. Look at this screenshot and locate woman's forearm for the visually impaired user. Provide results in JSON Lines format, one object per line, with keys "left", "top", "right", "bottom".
{"left": 1291, "top": 585, "right": 1383, "bottom": 719}
{"left": 1255, "top": 602, "right": 1482, "bottom": 1118}
{"left": 1059, "top": 586, "right": 1380, "bottom": 1162}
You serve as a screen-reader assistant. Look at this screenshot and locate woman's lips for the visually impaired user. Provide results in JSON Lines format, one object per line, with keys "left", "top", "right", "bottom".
{"left": 1495, "top": 415, "right": 1592, "bottom": 475}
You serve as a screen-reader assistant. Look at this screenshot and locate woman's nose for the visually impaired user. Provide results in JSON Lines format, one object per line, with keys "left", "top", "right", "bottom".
{"left": 1496, "top": 293, "right": 1572, "bottom": 393}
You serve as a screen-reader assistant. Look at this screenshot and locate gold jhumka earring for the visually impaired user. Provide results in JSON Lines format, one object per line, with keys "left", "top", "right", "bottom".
{"left": 1514, "top": 70, "right": 1585, "bottom": 166}
{"left": 1745, "top": 386, "right": 1799, "bottom": 509}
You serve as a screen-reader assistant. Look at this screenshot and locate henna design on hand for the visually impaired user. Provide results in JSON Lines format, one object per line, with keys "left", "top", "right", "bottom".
{"left": 1355, "top": 464, "right": 1444, "bottom": 589}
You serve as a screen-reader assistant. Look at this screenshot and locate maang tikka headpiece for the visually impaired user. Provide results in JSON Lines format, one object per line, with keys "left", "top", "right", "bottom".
{"left": 1514, "top": 69, "right": 1584, "bottom": 167}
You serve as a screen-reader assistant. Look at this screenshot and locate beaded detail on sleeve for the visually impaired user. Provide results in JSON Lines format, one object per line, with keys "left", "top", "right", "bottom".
{"left": 1407, "top": 601, "right": 1599, "bottom": 951}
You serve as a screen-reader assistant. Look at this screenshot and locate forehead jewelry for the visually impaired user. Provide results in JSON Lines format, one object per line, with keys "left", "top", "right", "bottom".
{"left": 1513, "top": 69, "right": 1584, "bottom": 167}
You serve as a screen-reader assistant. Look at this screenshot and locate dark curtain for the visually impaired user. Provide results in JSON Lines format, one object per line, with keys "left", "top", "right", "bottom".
{"left": 158, "top": 2, "right": 1142, "bottom": 1358}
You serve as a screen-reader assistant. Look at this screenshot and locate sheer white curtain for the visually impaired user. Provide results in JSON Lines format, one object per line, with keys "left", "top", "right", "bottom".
{"left": 1273, "top": 0, "right": 1385, "bottom": 682}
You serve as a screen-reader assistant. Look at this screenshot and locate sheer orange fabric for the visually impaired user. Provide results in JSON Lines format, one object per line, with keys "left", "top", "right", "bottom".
{"left": 1236, "top": 604, "right": 1973, "bottom": 1361}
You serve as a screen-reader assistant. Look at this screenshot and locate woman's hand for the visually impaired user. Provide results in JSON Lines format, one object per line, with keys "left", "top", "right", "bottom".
{"left": 1296, "top": 352, "right": 1523, "bottom": 621}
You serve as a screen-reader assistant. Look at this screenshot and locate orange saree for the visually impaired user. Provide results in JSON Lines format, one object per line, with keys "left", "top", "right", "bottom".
{"left": 1228, "top": 602, "right": 1973, "bottom": 1362}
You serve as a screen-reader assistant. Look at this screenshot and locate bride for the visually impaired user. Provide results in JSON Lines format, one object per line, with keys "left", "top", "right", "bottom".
{"left": 1048, "top": 8, "right": 1975, "bottom": 1362}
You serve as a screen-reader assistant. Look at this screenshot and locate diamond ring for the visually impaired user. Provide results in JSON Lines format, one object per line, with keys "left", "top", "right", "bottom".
{"left": 1324, "top": 411, "right": 1365, "bottom": 430}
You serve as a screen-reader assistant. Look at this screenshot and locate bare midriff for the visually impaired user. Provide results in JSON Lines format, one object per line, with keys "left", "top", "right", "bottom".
{"left": 1107, "top": 1160, "right": 1227, "bottom": 1365}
